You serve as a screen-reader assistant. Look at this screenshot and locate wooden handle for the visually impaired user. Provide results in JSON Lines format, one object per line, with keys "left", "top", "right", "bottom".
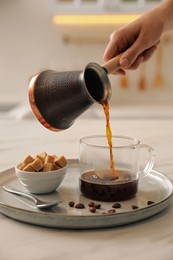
{"left": 102, "top": 53, "right": 123, "bottom": 74}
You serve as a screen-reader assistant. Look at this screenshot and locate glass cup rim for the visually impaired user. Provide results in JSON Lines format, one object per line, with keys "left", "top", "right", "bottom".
{"left": 80, "top": 135, "right": 140, "bottom": 149}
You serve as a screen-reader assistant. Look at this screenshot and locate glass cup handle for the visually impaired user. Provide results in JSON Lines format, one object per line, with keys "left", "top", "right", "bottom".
{"left": 139, "top": 144, "right": 155, "bottom": 177}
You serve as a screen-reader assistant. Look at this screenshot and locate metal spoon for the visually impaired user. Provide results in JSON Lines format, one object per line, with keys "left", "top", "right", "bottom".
{"left": 3, "top": 186, "right": 61, "bottom": 210}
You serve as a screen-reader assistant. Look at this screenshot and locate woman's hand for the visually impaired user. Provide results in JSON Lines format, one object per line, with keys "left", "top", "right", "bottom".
{"left": 103, "top": 0, "right": 173, "bottom": 74}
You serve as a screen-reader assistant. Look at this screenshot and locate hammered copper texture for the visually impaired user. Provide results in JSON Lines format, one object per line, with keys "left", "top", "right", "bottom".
{"left": 33, "top": 70, "right": 93, "bottom": 130}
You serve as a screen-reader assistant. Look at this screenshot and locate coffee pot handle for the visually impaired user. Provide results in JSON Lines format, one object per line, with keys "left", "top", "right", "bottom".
{"left": 102, "top": 53, "right": 123, "bottom": 75}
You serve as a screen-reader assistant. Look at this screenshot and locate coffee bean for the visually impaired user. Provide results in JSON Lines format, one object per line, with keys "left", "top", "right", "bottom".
{"left": 89, "top": 207, "right": 96, "bottom": 213}
{"left": 88, "top": 201, "right": 95, "bottom": 207}
{"left": 75, "top": 203, "right": 85, "bottom": 209}
{"left": 94, "top": 203, "right": 101, "bottom": 209}
{"left": 132, "top": 205, "right": 139, "bottom": 210}
{"left": 147, "top": 201, "right": 155, "bottom": 205}
{"left": 68, "top": 201, "right": 75, "bottom": 207}
{"left": 107, "top": 209, "right": 116, "bottom": 214}
{"left": 112, "top": 202, "right": 121, "bottom": 209}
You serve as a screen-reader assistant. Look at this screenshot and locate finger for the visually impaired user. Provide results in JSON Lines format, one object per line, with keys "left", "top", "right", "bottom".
{"left": 124, "top": 44, "right": 158, "bottom": 70}
{"left": 127, "top": 45, "right": 158, "bottom": 70}
{"left": 103, "top": 41, "right": 119, "bottom": 61}
{"left": 119, "top": 34, "right": 154, "bottom": 68}
{"left": 103, "top": 30, "right": 125, "bottom": 61}
{"left": 112, "top": 69, "right": 126, "bottom": 75}
{"left": 142, "top": 45, "right": 158, "bottom": 62}
{"left": 119, "top": 45, "right": 144, "bottom": 68}
{"left": 121, "top": 43, "right": 159, "bottom": 70}
{"left": 124, "top": 55, "right": 144, "bottom": 70}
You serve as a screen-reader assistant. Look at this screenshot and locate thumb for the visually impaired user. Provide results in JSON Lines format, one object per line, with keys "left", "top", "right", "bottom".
{"left": 103, "top": 30, "right": 128, "bottom": 61}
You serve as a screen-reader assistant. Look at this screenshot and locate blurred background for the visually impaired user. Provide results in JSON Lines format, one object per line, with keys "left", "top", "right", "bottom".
{"left": 0, "top": 0, "right": 173, "bottom": 120}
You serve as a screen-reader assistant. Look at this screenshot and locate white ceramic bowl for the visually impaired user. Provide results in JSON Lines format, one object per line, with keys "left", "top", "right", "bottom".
{"left": 15, "top": 166, "right": 67, "bottom": 194}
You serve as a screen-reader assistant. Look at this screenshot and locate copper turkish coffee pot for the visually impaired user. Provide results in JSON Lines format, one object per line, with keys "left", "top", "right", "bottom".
{"left": 28, "top": 54, "right": 122, "bottom": 131}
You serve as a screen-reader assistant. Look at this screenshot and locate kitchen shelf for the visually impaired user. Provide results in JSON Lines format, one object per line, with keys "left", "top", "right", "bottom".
{"left": 50, "top": 0, "right": 163, "bottom": 14}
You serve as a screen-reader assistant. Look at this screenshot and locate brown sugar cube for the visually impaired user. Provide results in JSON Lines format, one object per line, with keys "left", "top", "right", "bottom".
{"left": 36, "top": 154, "right": 45, "bottom": 163}
{"left": 43, "top": 163, "right": 54, "bottom": 172}
{"left": 31, "top": 158, "right": 43, "bottom": 172}
{"left": 36, "top": 152, "right": 48, "bottom": 163}
{"left": 53, "top": 163, "right": 61, "bottom": 170}
{"left": 18, "top": 163, "right": 27, "bottom": 170}
{"left": 44, "top": 155, "right": 56, "bottom": 164}
{"left": 23, "top": 163, "right": 35, "bottom": 172}
{"left": 22, "top": 155, "right": 34, "bottom": 165}
{"left": 54, "top": 156, "right": 67, "bottom": 168}
{"left": 39, "top": 151, "right": 47, "bottom": 159}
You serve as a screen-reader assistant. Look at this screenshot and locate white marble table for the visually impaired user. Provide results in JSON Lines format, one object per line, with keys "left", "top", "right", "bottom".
{"left": 0, "top": 116, "right": 173, "bottom": 260}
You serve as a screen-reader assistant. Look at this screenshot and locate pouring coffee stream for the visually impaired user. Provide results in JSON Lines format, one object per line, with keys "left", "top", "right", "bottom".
{"left": 28, "top": 54, "right": 122, "bottom": 177}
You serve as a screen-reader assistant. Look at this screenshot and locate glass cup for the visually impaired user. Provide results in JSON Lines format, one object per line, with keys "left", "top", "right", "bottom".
{"left": 79, "top": 135, "right": 155, "bottom": 201}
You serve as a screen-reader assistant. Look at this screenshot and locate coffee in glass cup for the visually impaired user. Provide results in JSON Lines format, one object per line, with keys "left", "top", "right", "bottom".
{"left": 79, "top": 135, "right": 155, "bottom": 201}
